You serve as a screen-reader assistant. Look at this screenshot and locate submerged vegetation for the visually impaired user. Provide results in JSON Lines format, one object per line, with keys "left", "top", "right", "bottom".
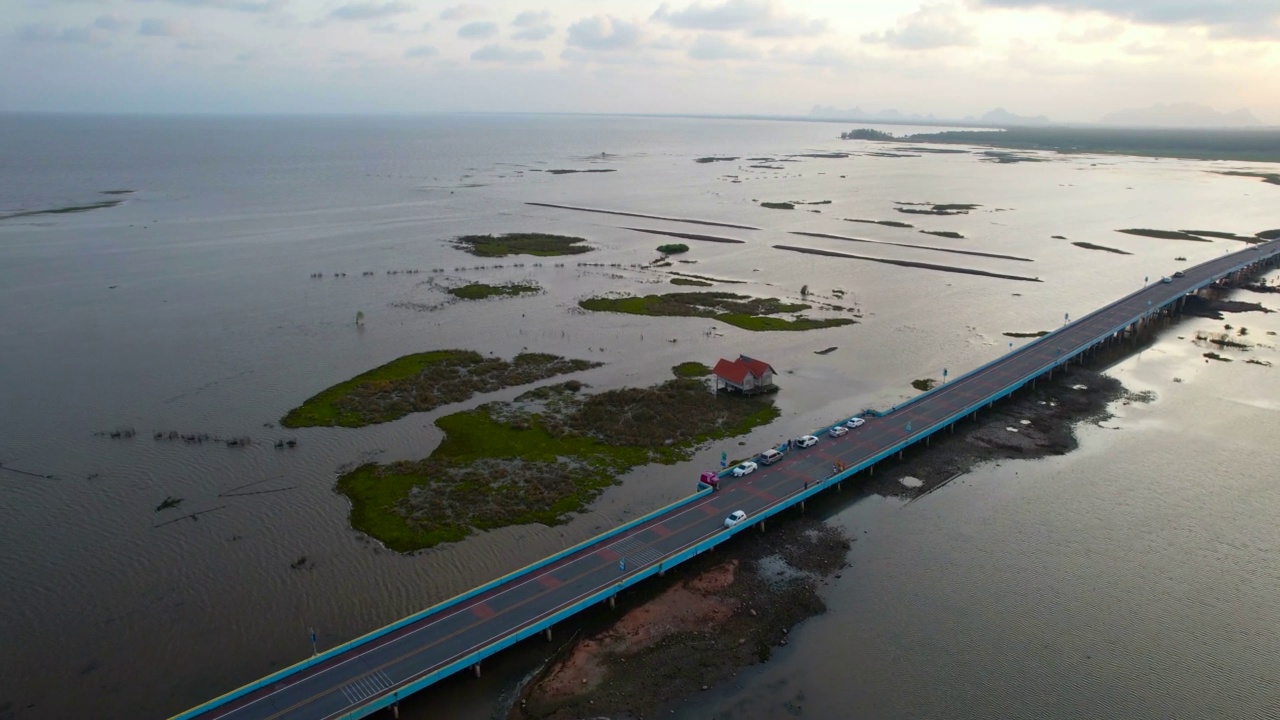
{"left": 1073, "top": 241, "right": 1133, "bottom": 255}
{"left": 281, "top": 350, "right": 602, "bottom": 428}
{"left": 447, "top": 282, "right": 541, "bottom": 300}
{"left": 579, "top": 292, "right": 856, "bottom": 332}
{"left": 1, "top": 199, "right": 123, "bottom": 220}
{"left": 336, "top": 378, "right": 779, "bottom": 551}
{"left": 452, "top": 233, "right": 593, "bottom": 257}
{"left": 1117, "top": 228, "right": 1210, "bottom": 242}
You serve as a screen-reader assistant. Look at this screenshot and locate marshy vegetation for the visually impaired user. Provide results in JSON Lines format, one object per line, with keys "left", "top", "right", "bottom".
{"left": 1117, "top": 228, "right": 1212, "bottom": 242}
{"left": 281, "top": 350, "right": 603, "bottom": 428}
{"left": 656, "top": 243, "right": 690, "bottom": 255}
{"left": 760, "top": 202, "right": 795, "bottom": 210}
{"left": 921, "top": 230, "right": 964, "bottom": 239}
{"left": 671, "top": 361, "right": 712, "bottom": 378}
{"left": 447, "top": 282, "right": 541, "bottom": 300}
{"left": 579, "top": 292, "right": 856, "bottom": 332}
{"left": 1003, "top": 330, "right": 1050, "bottom": 338}
{"left": 452, "top": 233, "right": 593, "bottom": 257}
{"left": 894, "top": 202, "right": 979, "bottom": 216}
{"left": 846, "top": 218, "right": 913, "bottom": 228}
{"left": 896, "top": 126, "right": 1280, "bottom": 163}
{"left": 671, "top": 278, "right": 713, "bottom": 287}
{"left": 336, "top": 377, "right": 779, "bottom": 551}
{"left": 912, "top": 378, "right": 937, "bottom": 391}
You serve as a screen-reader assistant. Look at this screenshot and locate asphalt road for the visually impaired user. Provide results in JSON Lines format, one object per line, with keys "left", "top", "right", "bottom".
{"left": 183, "top": 240, "right": 1280, "bottom": 720}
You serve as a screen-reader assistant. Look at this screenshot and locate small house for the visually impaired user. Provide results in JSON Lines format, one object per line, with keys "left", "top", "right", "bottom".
{"left": 712, "top": 355, "right": 778, "bottom": 395}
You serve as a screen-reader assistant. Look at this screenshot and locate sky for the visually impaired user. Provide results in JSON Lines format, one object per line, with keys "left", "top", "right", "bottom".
{"left": 4, "top": 0, "right": 1279, "bottom": 122}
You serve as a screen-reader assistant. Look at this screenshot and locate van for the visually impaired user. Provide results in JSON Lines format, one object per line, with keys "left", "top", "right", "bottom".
{"left": 759, "top": 449, "right": 784, "bottom": 466}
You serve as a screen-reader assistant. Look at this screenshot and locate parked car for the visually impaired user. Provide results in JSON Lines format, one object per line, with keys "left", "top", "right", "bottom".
{"left": 724, "top": 510, "right": 747, "bottom": 528}
{"left": 1161, "top": 276, "right": 1173, "bottom": 284}
{"left": 829, "top": 425, "right": 848, "bottom": 438}
{"left": 731, "top": 461, "right": 758, "bottom": 477}
{"left": 1173, "top": 271, "right": 1185, "bottom": 278}
{"left": 846, "top": 416, "right": 866, "bottom": 429}
{"left": 759, "top": 448, "right": 784, "bottom": 466}
{"left": 795, "top": 435, "right": 819, "bottom": 449}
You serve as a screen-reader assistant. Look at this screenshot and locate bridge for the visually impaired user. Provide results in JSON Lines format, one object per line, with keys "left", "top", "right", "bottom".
{"left": 174, "top": 240, "right": 1280, "bottom": 720}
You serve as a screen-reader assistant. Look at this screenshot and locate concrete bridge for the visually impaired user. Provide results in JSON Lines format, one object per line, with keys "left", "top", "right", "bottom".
{"left": 173, "top": 240, "right": 1280, "bottom": 720}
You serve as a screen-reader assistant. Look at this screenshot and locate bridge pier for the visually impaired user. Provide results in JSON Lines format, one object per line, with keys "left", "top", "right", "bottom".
{"left": 609, "top": 595, "right": 616, "bottom": 609}
{"left": 758, "top": 519, "right": 766, "bottom": 533}
{"left": 545, "top": 627, "right": 553, "bottom": 641}
{"left": 898, "top": 449, "right": 904, "bottom": 460}
{"left": 473, "top": 663, "right": 482, "bottom": 678}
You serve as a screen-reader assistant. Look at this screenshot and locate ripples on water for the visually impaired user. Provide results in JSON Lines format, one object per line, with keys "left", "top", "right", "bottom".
{"left": 0, "top": 114, "right": 1277, "bottom": 719}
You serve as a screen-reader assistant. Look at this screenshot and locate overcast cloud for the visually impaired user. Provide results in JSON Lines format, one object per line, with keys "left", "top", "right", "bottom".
{"left": 3, "top": 0, "right": 1277, "bottom": 122}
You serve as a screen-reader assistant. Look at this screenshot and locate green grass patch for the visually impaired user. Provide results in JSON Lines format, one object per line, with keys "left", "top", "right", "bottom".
{"left": 452, "top": 233, "right": 592, "bottom": 257}
{"left": 911, "top": 378, "right": 937, "bottom": 391}
{"left": 447, "top": 282, "right": 541, "bottom": 300}
{"left": 672, "top": 361, "right": 712, "bottom": 378}
{"left": 671, "top": 278, "right": 713, "bottom": 287}
{"left": 337, "top": 378, "right": 780, "bottom": 552}
{"left": 657, "top": 243, "right": 690, "bottom": 254}
{"left": 281, "top": 350, "right": 602, "bottom": 428}
{"left": 1003, "top": 330, "right": 1050, "bottom": 338}
{"left": 579, "top": 291, "right": 855, "bottom": 332}
{"left": 760, "top": 202, "right": 795, "bottom": 210}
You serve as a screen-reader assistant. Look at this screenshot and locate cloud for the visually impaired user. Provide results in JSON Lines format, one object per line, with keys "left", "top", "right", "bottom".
{"left": 405, "top": 44, "right": 438, "bottom": 57}
{"left": 773, "top": 44, "right": 858, "bottom": 67}
{"left": 1056, "top": 19, "right": 1125, "bottom": 43}
{"left": 458, "top": 20, "right": 498, "bottom": 38}
{"left": 137, "top": 0, "right": 285, "bottom": 14}
{"left": 862, "top": 4, "right": 975, "bottom": 49}
{"left": 93, "top": 15, "right": 131, "bottom": 31}
{"left": 565, "top": 15, "right": 641, "bottom": 51}
{"left": 513, "top": 10, "right": 549, "bottom": 27}
{"left": 512, "top": 10, "right": 552, "bottom": 40}
{"left": 440, "top": 4, "right": 484, "bottom": 21}
{"left": 327, "top": 2, "right": 411, "bottom": 21}
{"left": 687, "top": 33, "right": 760, "bottom": 60}
{"left": 470, "top": 43, "right": 542, "bottom": 62}
{"left": 513, "top": 24, "right": 553, "bottom": 40}
{"left": 651, "top": 0, "right": 826, "bottom": 38}
{"left": 138, "top": 17, "right": 190, "bottom": 36}
{"left": 15, "top": 22, "right": 105, "bottom": 44}
{"left": 973, "top": 0, "right": 1280, "bottom": 37}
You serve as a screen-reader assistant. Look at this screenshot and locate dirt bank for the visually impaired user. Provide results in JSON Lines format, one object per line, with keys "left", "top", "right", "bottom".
{"left": 513, "top": 519, "right": 851, "bottom": 720}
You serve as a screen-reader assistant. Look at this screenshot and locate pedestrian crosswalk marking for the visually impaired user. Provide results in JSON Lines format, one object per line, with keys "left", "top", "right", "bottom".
{"left": 606, "top": 535, "right": 664, "bottom": 568}
{"left": 339, "top": 670, "right": 394, "bottom": 706}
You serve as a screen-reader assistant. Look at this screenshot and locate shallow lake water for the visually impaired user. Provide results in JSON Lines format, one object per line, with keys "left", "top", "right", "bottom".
{"left": 0, "top": 113, "right": 1277, "bottom": 719}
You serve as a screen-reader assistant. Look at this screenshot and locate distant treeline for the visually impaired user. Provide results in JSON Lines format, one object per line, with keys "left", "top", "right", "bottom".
{"left": 881, "top": 126, "right": 1280, "bottom": 163}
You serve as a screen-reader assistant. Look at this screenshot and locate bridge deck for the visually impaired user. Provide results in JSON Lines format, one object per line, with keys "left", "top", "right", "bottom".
{"left": 176, "top": 241, "right": 1280, "bottom": 720}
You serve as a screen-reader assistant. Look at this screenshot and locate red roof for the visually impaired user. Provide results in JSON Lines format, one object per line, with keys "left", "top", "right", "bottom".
{"left": 712, "top": 358, "right": 751, "bottom": 384}
{"left": 712, "top": 356, "right": 775, "bottom": 385}
{"left": 738, "top": 355, "right": 775, "bottom": 378}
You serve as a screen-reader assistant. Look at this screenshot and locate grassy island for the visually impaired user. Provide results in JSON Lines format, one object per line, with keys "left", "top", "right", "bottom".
{"left": 656, "top": 243, "right": 690, "bottom": 254}
{"left": 760, "top": 202, "right": 795, "bottom": 210}
{"left": 453, "top": 233, "right": 592, "bottom": 257}
{"left": 447, "top": 282, "right": 541, "bottom": 300}
{"left": 336, "top": 377, "right": 779, "bottom": 551}
{"left": 579, "top": 292, "right": 856, "bottom": 332}
{"left": 281, "top": 350, "right": 602, "bottom": 428}
{"left": 672, "top": 361, "right": 712, "bottom": 378}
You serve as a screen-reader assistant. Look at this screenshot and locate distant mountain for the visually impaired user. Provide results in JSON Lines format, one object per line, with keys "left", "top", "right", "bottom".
{"left": 809, "top": 104, "right": 1049, "bottom": 127}
{"left": 809, "top": 104, "right": 937, "bottom": 123}
{"left": 965, "top": 107, "right": 1051, "bottom": 126}
{"left": 1100, "top": 103, "right": 1261, "bottom": 128}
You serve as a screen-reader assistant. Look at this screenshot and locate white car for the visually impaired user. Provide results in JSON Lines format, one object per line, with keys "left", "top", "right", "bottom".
{"left": 724, "top": 510, "right": 747, "bottom": 528}
{"left": 828, "top": 425, "right": 848, "bottom": 438}
{"left": 795, "top": 435, "right": 818, "bottom": 449}
{"left": 1161, "top": 276, "right": 1173, "bottom": 284}
{"left": 731, "top": 461, "right": 758, "bottom": 477}
{"left": 846, "top": 417, "right": 866, "bottom": 429}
